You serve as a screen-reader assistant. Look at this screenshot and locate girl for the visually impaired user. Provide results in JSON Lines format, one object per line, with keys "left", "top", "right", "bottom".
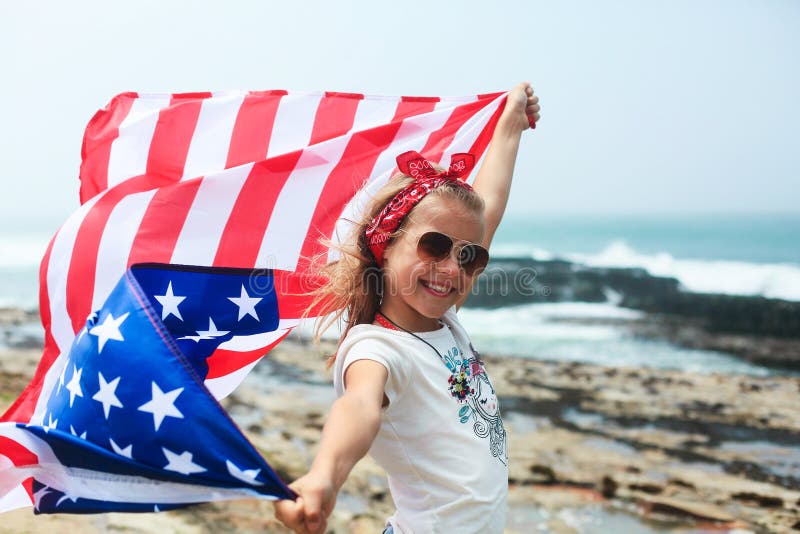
{"left": 275, "top": 82, "right": 540, "bottom": 534}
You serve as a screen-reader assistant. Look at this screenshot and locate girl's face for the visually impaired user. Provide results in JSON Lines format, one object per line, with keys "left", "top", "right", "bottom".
{"left": 380, "top": 195, "right": 485, "bottom": 332}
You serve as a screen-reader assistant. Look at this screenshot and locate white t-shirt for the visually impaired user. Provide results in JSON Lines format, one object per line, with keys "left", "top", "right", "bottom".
{"left": 333, "top": 307, "right": 508, "bottom": 534}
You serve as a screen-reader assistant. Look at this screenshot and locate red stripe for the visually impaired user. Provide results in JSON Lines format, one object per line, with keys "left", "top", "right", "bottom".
{"left": 308, "top": 92, "right": 363, "bottom": 146}
{"left": 145, "top": 96, "right": 207, "bottom": 181}
{"left": 171, "top": 91, "right": 213, "bottom": 99}
{"left": 205, "top": 332, "right": 289, "bottom": 379}
{"left": 212, "top": 151, "right": 304, "bottom": 267}
{"left": 225, "top": 91, "right": 287, "bottom": 169}
{"left": 0, "top": 237, "right": 60, "bottom": 422}
{"left": 273, "top": 270, "right": 326, "bottom": 319}
{"left": 123, "top": 94, "right": 210, "bottom": 269}
{"left": 0, "top": 436, "right": 38, "bottom": 467}
{"left": 296, "top": 120, "right": 405, "bottom": 266}
{"left": 79, "top": 92, "right": 138, "bottom": 204}
{"left": 467, "top": 96, "right": 506, "bottom": 167}
{"left": 126, "top": 179, "right": 203, "bottom": 266}
{"left": 65, "top": 175, "right": 173, "bottom": 333}
{"left": 392, "top": 96, "right": 439, "bottom": 122}
{"left": 418, "top": 98, "right": 497, "bottom": 164}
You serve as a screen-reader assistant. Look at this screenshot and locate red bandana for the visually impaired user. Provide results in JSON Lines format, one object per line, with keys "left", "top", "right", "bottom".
{"left": 365, "top": 151, "right": 475, "bottom": 267}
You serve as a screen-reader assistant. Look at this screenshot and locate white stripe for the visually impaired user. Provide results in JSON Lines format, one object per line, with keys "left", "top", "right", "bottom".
{"left": 91, "top": 190, "right": 158, "bottom": 312}
{"left": 106, "top": 96, "right": 171, "bottom": 189}
{"left": 217, "top": 325, "right": 296, "bottom": 352}
{"left": 265, "top": 93, "right": 323, "bottom": 158}
{"left": 0, "top": 481, "right": 31, "bottom": 513}
{"left": 438, "top": 93, "right": 505, "bottom": 169}
{"left": 204, "top": 359, "right": 261, "bottom": 400}
{"left": 348, "top": 96, "right": 401, "bottom": 134}
{"left": 0, "top": 423, "right": 267, "bottom": 505}
{"left": 32, "top": 195, "right": 105, "bottom": 424}
{"left": 170, "top": 164, "right": 253, "bottom": 266}
{"left": 256, "top": 134, "right": 351, "bottom": 270}
{"left": 329, "top": 100, "right": 470, "bottom": 260}
{"left": 181, "top": 94, "right": 245, "bottom": 181}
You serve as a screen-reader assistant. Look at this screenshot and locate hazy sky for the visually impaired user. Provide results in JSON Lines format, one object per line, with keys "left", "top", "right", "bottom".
{"left": 1, "top": 0, "right": 798, "bottom": 233}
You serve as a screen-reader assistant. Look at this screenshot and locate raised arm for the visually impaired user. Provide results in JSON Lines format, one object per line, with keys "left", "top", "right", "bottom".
{"left": 455, "top": 82, "right": 540, "bottom": 309}
{"left": 274, "top": 359, "right": 387, "bottom": 534}
{"left": 473, "top": 82, "right": 540, "bottom": 249}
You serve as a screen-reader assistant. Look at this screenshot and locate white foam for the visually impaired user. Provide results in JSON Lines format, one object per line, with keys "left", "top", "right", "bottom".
{"left": 498, "top": 239, "right": 800, "bottom": 302}
{"left": 458, "top": 302, "right": 774, "bottom": 376}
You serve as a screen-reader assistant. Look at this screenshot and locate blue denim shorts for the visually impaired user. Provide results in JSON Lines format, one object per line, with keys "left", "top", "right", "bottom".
{"left": 381, "top": 526, "right": 393, "bottom": 534}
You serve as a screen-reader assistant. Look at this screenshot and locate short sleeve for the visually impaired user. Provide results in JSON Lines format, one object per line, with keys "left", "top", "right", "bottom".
{"left": 334, "top": 334, "right": 411, "bottom": 407}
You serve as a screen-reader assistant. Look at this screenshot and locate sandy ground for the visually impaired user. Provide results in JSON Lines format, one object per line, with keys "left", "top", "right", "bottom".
{"left": 1, "top": 328, "right": 799, "bottom": 533}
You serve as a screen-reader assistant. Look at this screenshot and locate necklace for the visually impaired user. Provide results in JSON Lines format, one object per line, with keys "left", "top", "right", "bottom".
{"left": 375, "top": 312, "right": 460, "bottom": 372}
{"left": 375, "top": 312, "right": 447, "bottom": 360}
{"left": 376, "top": 312, "right": 475, "bottom": 402}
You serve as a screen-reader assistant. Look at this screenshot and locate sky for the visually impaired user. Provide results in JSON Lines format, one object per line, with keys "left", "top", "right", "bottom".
{"left": 1, "top": 0, "right": 798, "bottom": 236}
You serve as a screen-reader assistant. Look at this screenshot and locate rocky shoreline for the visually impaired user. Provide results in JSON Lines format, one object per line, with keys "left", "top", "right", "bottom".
{"left": 469, "top": 257, "right": 800, "bottom": 372}
{"left": 2, "top": 315, "right": 800, "bottom": 532}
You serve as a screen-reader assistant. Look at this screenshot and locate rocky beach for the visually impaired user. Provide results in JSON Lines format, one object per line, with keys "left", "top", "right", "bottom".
{"left": 2, "top": 296, "right": 799, "bottom": 533}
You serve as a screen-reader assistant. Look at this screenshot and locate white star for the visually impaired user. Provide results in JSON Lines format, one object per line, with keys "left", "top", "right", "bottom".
{"left": 65, "top": 365, "right": 83, "bottom": 408}
{"left": 162, "top": 447, "right": 206, "bottom": 475}
{"left": 44, "top": 413, "right": 58, "bottom": 433}
{"left": 32, "top": 486, "right": 51, "bottom": 511}
{"left": 138, "top": 382, "right": 184, "bottom": 431}
{"left": 197, "top": 317, "right": 229, "bottom": 338}
{"left": 154, "top": 282, "right": 186, "bottom": 321}
{"left": 89, "top": 312, "right": 129, "bottom": 353}
{"left": 75, "top": 312, "right": 96, "bottom": 345}
{"left": 228, "top": 285, "right": 262, "bottom": 321}
{"left": 179, "top": 318, "right": 230, "bottom": 342}
{"left": 56, "top": 492, "right": 79, "bottom": 507}
{"left": 92, "top": 372, "right": 123, "bottom": 419}
{"left": 69, "top": 425, "right": 87, "bottom": 440}
{"left": 57, "top": 359, "right": 69, "bottom": 392}
{"left": 226, "top": 459, "right": 262, "bottom": 485}
{"left": 110, "top": 438, "right": 133, "bottom": 459}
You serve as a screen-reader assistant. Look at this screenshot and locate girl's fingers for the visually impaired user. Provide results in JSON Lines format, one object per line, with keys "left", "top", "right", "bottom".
{"left": 275, "top": 497, "right": 307, "bottom": 533}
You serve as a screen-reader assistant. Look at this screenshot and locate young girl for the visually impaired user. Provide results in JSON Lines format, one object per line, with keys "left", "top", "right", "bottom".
{"left": 275, "top": 82, "right": 540, "bottom": 534}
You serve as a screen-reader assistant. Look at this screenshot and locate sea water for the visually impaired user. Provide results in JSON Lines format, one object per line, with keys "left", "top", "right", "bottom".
{"left": 2, "top": 212, "right": 798, "bottom": 375}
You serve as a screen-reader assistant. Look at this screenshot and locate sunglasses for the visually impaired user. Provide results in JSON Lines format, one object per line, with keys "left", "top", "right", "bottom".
{"left": 415, "top": 231, "right": 490, "bottom": 276}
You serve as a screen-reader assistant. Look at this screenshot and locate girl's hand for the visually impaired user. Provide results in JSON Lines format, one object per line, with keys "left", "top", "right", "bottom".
{"left": 498, "top": 81, "right": 540, "bottom": 133}
{"left": 274, "top": 472, "right": 336, "bottom": 534}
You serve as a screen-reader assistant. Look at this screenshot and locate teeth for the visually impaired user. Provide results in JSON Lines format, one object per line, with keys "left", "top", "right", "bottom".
{"left": 426, "top": 282, "right": 449, "bottom": 293}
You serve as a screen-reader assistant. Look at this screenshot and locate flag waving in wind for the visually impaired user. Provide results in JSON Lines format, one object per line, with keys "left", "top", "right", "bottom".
{"left": 0, "top": 89, "right": 508, "bottom": 513}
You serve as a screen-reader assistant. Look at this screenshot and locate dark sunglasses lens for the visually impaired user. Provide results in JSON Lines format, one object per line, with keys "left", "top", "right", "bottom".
{"left": 417, "top": 232, "right": 453, "bottom": 262}
{"left": 458, "top": 244, "right": 489, "bottom": 275}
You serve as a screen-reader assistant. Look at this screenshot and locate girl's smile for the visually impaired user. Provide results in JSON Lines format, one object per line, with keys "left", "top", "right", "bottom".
{"left": 379, "top": 195, "right": 485, "bottom": 332}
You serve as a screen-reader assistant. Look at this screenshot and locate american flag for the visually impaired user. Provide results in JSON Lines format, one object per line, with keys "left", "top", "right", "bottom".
{"left": 0, "top": 89, "right": 508, "bottom": 513}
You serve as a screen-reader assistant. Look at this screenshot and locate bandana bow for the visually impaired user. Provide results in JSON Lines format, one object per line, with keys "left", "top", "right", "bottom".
{"left": 365, "top": 151, "right": 475, "bottom": 267}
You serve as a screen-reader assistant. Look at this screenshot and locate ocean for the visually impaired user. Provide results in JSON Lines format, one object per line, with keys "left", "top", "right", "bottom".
{"left": 2, "top": 212, "right": 798, "bottom": 375}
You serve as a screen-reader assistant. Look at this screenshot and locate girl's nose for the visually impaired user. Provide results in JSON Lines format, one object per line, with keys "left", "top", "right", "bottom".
{"left": 436, "top": 253, "right": 461, "bottom": 276}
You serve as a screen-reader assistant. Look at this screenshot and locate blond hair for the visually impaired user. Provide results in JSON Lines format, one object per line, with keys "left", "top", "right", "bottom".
{"left": 304, "top": 174, "right": 484, "bottom": 362}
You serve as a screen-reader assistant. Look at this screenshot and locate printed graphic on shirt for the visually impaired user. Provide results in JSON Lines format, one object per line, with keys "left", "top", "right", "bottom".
{"left": 441, "top": 343, "right": 508, "bottom": 465}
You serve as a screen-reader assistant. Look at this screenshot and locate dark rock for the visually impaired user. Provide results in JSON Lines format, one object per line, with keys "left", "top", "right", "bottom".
{"left": 667, "top": 478, "right": 695, "bottom": 489}
{"left": 629, "top": 483, "right": 663, "bottom": 495}
{"left": 732, "top": 492, "right": 783, "bottom": 508}
{"left": 465, "top": 256, "right": 800, "bottom": 370}
{"left": 601, "top": 475, "right": 618, "bottom": 498}
{"left": 529, "top": 464, "right": 557, "bottom": 484}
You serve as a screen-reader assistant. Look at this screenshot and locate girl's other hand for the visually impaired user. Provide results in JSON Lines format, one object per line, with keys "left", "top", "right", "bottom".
{"left": 274, "top": 473, "right": 336, "bottom": 534}
{"left": 499, "top": 81, "right": 540, "bottom": 132}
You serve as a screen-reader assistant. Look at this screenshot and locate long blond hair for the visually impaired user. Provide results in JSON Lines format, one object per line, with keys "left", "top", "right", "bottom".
{"left": 304, "top": 173, "right": 484, "bottom": 359}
